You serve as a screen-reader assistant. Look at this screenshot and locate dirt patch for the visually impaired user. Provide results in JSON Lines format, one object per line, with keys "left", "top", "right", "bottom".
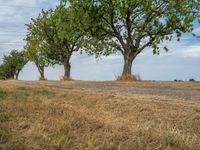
{"left": 17, "top": 80, "right": 200, "bottom": 101}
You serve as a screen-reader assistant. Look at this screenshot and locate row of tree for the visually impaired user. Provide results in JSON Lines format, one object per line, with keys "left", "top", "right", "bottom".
{"left": 1, "top": 1, "right": 200, "bottom": 80}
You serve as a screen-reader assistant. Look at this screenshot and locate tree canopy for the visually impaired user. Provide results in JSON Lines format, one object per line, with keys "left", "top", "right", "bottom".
{"left": 26, "top": 4, "right": 86, "bottom": 79}
{"left": 0, "top": 50, "right": 27, "bottom": 80}
{"left": 65, "top": 0, "right": 200, "bottom": 77}
{"left": 25, "top": 10, "right": 51, "bottom": 79}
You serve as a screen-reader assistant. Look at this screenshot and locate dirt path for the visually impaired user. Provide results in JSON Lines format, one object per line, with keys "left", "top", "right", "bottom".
{"left": 18, "top": 80, "right": 200, "bottom": 101}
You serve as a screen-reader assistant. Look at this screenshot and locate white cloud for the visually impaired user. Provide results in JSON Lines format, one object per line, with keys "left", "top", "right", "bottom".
{"left": 193, "top": 27, "right": 200, "bottom": 35}
{"left": 0, "top": 0, "right": 59, "bottom": 54}
{"left": 178, "top": 45, "right": 200, "bottom": 58}
{"left": 0, "top": 0, "right": 48, "bottom": 7}
{"left": 0, "top": 0, "right": 199, "bottom": 81}
{"left": 101, "top": 54, "right": 122, "bottom": 60}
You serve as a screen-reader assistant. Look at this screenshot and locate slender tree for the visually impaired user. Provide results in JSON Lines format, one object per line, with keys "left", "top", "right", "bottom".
{"left": 67, "top": 0, "right": 200, "bottom": 77}
{"left": 44, "top": 5, "right": 85, "bottom": 79}
{"left": 25, "top": 10, "right": 50, "bottom": 80}
{"left": 24, "top": 43, "right": 47, "bottom": 79}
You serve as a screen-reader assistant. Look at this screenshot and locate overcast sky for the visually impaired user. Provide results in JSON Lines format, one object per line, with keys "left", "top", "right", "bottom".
{"left": 0, "top": 0, "right": 200, "bottom": 81}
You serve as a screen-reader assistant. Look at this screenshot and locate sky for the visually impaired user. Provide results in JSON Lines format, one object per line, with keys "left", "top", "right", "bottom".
{"left": 0, "top": 0, "right": 199, "bottom": 81}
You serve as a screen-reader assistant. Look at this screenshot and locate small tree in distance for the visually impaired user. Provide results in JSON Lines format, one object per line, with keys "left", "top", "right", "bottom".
{"left": 1, "top": 50, "right": 27, "bottom": 80}
{"left": 0, "top": 65, "right": 9, "bottom": 80}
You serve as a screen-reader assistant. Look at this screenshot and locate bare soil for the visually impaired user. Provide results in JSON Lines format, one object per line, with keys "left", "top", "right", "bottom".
{"left": 22, "top": 80, "right": 200, "bottom": 100}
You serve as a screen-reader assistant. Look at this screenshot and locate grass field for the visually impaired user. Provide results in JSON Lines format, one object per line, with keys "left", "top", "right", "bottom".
{"left": 0, "top": 80, "right": 200, "bottom": 150}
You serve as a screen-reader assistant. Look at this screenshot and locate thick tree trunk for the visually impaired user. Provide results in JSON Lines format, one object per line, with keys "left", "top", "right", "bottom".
{"left": 122, "top": 54, "right": 135, "bottom": 76}
{"left": 10, "top": 71, "right": 15, "bottom": 80}
{"left": 10, "top": 75, "right": 15, "bottom": 80}
{"left": 63, "top": 58, "right": 71, "bottom": 78}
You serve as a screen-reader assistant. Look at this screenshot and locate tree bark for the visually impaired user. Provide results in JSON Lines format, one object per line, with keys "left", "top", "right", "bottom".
{"left": 39, "top": 66, "right": 45, "bottom": 79}
{"left": 35, "top": 63, "right": 45, "bottom": 79}
{"left": 122, "top": 55, "right": 134, "bottom": 76}
{"left": 10, "top": 71, "right": 15, "bottom": 80}
{"left": 122, "top": 48, "right": 139, "bottom": 76}
{"left": 63, "top": 58, "right": 71, "bottom": 78}
{"left": 15, "top": 70, "right": 20, "bottom": 80}
{"left": 10, "top": 75, "right": 15, "bottom": 80}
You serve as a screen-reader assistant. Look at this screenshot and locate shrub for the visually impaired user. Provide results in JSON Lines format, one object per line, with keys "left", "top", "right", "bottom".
{"left": 174, "top": 79, "right": 183, "bottom": 82}
{"left": 189, "top": 78, "right": 195, "bottom": 82}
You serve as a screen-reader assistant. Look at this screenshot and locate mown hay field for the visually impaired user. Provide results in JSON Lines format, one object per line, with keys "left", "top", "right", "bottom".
{"left": 0, "top": 80, "right": 200, "bottom": 150}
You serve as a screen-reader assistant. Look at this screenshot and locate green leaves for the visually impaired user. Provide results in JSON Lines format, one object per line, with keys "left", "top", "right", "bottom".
{"left": 25, "top": 9, "right": 51, "bottom": 68}
{"left": 44, "top": 5, "right": 85, "bottom": 65}
{"left": 25, "top": 3, "right": 87, "bottom": 78}
{"left": 0, "top": 50, "right": 27, "bottom": 80}
{"left": 29, "top": 0, "right": 199, "bottom": 77}
{"left": 69, "top": 0, "right": 200, "bottom": 57}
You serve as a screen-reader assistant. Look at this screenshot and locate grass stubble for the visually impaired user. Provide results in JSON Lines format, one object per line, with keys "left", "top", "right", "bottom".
{"left": 0, "top": 80, "right": 200, "bottom": 150}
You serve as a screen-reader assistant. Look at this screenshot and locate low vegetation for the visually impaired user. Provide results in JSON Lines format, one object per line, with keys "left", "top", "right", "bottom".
{"left": 0, "top": 81, "right": 200, "bottom": 150}
{"left": 116, "top": 74, "right": 141, "bottom": 81}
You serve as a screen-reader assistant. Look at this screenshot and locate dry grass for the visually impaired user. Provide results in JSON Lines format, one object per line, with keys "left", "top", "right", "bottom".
{"left": 38, "top": 77, "right": 47, "bottom": 81}
{"left": 0, "top": 81, "right": 200, "bottom": 150}
{"left": 60, "top": 76, "right": 73, "bottom": 81}
{"left": 117, "top": 74, "right": 141, "bottom": 81}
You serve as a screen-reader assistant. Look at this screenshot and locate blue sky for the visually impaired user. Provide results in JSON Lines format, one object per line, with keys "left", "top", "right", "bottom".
{"left": 0, "top": 0, "right": 199, "bottom": 81}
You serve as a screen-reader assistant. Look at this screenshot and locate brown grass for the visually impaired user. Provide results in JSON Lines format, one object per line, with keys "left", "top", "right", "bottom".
{"left": 117, "top": 74, "right": 141, "bottom": 81}
{"left": 0, "top": 81, "right": 200, "bottom": 150}
{"left": 38, "top": 77, "right": 47, "bottom": 81}
{"left": 60, "top": 76, "right": 73, "bottom": 81}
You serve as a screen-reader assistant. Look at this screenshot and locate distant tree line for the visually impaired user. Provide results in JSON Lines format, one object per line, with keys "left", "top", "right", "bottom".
{"left": 0, "top": 1, "right": 199, "bottom": 80}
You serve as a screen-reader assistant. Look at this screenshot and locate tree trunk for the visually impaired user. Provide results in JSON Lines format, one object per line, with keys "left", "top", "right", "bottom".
{"left": 10, "top": 75, "right": 15, "bottom": 80}
{"left": 63, "top": 58, "right": 71, "bottom": 78}
{"left": 122, "top": 54, "right": 135, "bottom": 76}
{"left": 35, "top": 63, "right": 45, "bottom": 79}
{"left": 15, "top": 70, "right": 20, "bottom": 80}
{"left": 39, "top": 66, "right": 45, "bottom": 79}
{"left": 10, "top": 71, "right": 15, "bottom": 80}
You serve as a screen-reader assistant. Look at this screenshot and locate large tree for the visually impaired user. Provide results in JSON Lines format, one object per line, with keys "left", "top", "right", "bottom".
{"left": 66, "top": 0, "right": 200, "bottom": 77}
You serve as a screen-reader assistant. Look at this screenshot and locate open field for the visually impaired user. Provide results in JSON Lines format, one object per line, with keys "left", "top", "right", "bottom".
{"left": 0, "top": 80, "right": 200, "bottom": 150}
